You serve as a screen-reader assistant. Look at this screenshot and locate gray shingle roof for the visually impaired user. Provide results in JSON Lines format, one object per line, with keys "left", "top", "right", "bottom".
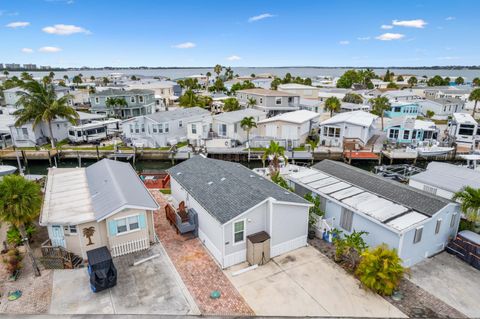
{"left": 145, "top": 107, "right": 209, "bottom": 123}
{"left": 313, "top": 160, "right": 451, "bottom": 217}
{"left": 86, "top": 159, "right": 159, "bottom": 220}
{"left": 92, "top": 88, "right": 155, "bottom": 97}
{"left": 167, "top": 156, "right": 310, "bottom": 224}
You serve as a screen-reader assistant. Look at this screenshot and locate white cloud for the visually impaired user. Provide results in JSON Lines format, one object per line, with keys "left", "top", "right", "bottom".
{"left": 226, "top": 55, "right": 241, "bottom": 61}
{"left": 437, "top": 56, "right": 461, "bottom": 60}
{"left": 5, "top": 21, "right": 30, "bottom": 28}
{"left": 42, "top": 24, "right": 90, "bottom": 35}
{"left": 445, "top": 16, "right": 455, "bottom": 21}
{"left": 21, "top": 48, "right": 34, "bottom": 53}
{"left": 248, "top": 13, "right": 275, "bottom": 22}
{"left": 381, "top": 24, "right": 393, "bottom": 29}
{"left": 392, "top": 19, "right": 427, "bottom": 28}
{"left": 375, "top": 33, "right": 405, "bottom": 41}
{"left": 172, "top": 42, "right": 196, "bottom": 49}
{"left": 357, "top": 36, "right": 370, "bottom": 41}
{"left": 339, "top": 40, "right": 350, "bottom": 45}
{"left": 39, "top": 46, "right": 62, "bottom": 53}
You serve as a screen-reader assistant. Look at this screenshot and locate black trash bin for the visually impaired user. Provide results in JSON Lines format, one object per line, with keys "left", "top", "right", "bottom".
{"left": 87, "top": 246, "right": 117, "bottom": 293}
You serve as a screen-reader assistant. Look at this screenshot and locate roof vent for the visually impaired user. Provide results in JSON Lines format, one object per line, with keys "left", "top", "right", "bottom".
{"left": 249, "top": 175, "right": 254, "bottom": 178}
{"left": 207, "top": 181, "right": 213, "bottom": 185}
{"left": 220, "top": 177, "right": 226, "bottom": 181}
{"left": 177, "top": 172, "right": 182, "bottom": 175}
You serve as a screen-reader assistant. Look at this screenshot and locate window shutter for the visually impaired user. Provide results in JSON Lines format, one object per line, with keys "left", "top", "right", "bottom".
{"left": 108, "top": 220, "right": 117, "bottom": 236}
{"left": 138, "top": 214, "right": 146, "bottom": 229}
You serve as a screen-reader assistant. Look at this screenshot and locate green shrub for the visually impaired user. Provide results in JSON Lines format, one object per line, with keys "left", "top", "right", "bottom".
{"left": 355, "top": 244, "right": 405, "bottom": 296}
{"left": 333, "top": 229, "right": 368, "bottom": 270}
{"left": 6, "top": 224, "right": 36, "bottom": 245}
{"left": 2, "top": 248, "right": 23, "bottom": 275}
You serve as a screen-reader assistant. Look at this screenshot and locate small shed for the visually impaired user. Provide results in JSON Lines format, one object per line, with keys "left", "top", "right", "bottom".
{"left": 247, "top": 231, "right": 271, "bottom": 266}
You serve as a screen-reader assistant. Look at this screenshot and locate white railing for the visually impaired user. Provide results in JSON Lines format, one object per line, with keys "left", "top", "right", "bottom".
{"left": 316, "top": 218, "right": 334, "bottom": 242}
{"left": 111, "top": 237, "right": 149, "bottom": 257}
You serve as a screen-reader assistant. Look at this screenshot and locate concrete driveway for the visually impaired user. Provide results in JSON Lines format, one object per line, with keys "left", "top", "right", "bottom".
{"left": 410, "top": 252, "right": 480, "bottom": 318}
{"left": 50, "top": 244, "right": 198, "bottom": 315}
{"left": 224, "top": 246, "right": 405, "bottom": 318}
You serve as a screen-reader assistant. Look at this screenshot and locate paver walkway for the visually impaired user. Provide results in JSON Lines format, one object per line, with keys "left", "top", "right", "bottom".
{"left": 150, "top": 190, "right": 253, "bottom": 316}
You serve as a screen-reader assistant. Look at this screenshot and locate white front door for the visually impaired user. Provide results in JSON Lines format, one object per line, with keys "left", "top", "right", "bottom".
{"left": 50, "top": 225, "right": 66, "bottom": 248}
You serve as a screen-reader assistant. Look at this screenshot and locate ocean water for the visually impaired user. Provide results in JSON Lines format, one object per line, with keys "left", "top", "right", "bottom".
{"left": 8, "top": 67, "right": 480, "bottom": 81}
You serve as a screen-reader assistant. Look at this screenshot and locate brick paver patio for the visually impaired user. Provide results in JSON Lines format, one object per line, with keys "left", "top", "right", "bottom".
{"left": 150, "top": 190, "right": 254, "bottom": 316}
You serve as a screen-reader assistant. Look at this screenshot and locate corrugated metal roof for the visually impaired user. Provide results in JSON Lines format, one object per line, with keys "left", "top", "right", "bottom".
{"left": 145, "top": 107, "right": 209, "bottom": 123}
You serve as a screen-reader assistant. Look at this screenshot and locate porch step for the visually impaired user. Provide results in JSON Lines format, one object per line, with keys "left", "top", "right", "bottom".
{"left": 71, "top": 254, "right": 83, "bottom": 268}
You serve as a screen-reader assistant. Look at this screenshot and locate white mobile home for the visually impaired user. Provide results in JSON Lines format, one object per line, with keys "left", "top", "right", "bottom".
{"left": 68, "top": 119, "right": 121, "bottom": 143}
{"left": 409, "top": 162, "right": 480, "bottom": 200}
{"left": 319, "top": 111, "right": 378, "bottom": 147}
{"left": 167, "top": 156, "right": 311, "bottom": 269}
{"left": 288, "top": 160, "right": 460, "bottom": 267}
{"left": 447, "top": 113, "right": 480, "bottom": 147}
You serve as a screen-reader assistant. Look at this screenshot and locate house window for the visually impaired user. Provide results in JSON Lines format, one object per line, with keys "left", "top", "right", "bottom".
{"left": 275, "top": 97, "right": 282, "bottom": 105}
{"left": 423, "top": 185, "right": 437, "bottom": 195}
{"left": 340, "top": 208, "right": 353, "bottom": 232}
{"left": 219, "top": 124, "right": 227, "bottom": 137}
{"left": 413, "top": 226, "right": 423, "bottom": 244}
{"left": 389, "top": 128, "right": 399, "bottom": 139}
{"left": 139, "top": 96, "right": 144, "bottom": 103}
{"left": 435, "top": 219, "right": 442, "bottom": 234}
{"left": 178, "top": 120, "right": 183, "bottom": 128}
{"left": 135, "top": 123, "right": 139, "bottom": 133}
{"left": 22, "top": 127, "right": 28, "bottom": 137}
{"left": 153, "top": 125, "right": 157, "bottom": 133}
{"left": 233, "top": 220, "right": 245, "bottom": 244}
{"left": 141, "top": 124, "right": 145, "bottom": 133}
{"left": 164, "top": 123, "right": 169, "bottom": 133}
{"left": 116, "top": 215, "right": 140, "bottom": 234}
{"left": 95, "top": 97, "right": 99, "bottom": 104}
{"left": 234, "top": 123, "right": 238, "bottom": 133}
{"left": 131, "top": 96, "right": 135, "bottom": 103}
{"left": 459, "top": 124, "right": 475, "bottom": 136}
{"left": 403, "top": 130, "right": 410, "bottom": 140}
{"left": 323, "top": 126, "right": 341, "bottom": 138}
{"left": 158, "top": 123, "right": 163, "bottom": 133}
{"left": 191, "top": 123, "right": 197, "bottom": 134}
{"left": 63, "top": 225, "right": 77, "bottom": 235}
{"left": 129, "top": 125, "right": 133, "bottom": 133}
{"left": 450, "top": 213, "right": 457, "bottom": 228}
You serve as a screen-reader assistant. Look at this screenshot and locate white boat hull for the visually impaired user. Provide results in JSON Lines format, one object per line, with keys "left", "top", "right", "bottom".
{"left": 417, "top": 147, "right": 454, "bottom": 157}
{"left": 0, "top": 165, "right": 17, "bottom": 176}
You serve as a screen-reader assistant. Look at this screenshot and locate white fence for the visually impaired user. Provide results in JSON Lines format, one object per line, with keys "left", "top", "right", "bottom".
{"left": 111, "top": 237, "right": 149, "bottom": 257}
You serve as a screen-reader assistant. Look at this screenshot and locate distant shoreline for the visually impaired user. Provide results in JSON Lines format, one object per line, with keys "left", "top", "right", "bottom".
{"left": 2, "top": 65, "right": 480, "bottom": 72}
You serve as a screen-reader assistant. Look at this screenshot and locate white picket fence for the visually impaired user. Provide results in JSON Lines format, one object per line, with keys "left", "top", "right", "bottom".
{"left": 111, "top": 237, "right": 149, "bottom": 257}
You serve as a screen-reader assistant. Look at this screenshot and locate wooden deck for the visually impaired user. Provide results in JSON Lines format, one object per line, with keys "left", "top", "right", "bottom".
{"left": 343, "top": 150, "right": 379, "bottom": 163}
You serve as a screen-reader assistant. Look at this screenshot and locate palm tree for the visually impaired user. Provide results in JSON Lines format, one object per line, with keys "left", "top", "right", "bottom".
{"left": 425, "top": 110, "right": 435, "bottom": 119}
{"left": 63, "top": 75, "right": 69, "bottom": 82}
{"left": 214, "top": 64, "right": 223, "bottom": 78}
{"left": 90, "top": 75, "right": 95, "bottom": 81}
{"left": 453, "top": 186, "right": 480, "bottom": 225}
{"left": 48, "top": 71, "right": 55, "bottom": 79}
{"left": 3, "top": 70, "right": 9, "bottom": 78}
{"left": 473, "top": 77, "right": 480, "bottom": 87}
{"left": 408, "top": 76, "right": 418, "bottom": 87}
{"left": 72, "top": 75, "right": 82, "bottom": 85}
{"left": 262, "top": 140, "right": 285, "bottom": 173}
{"left": 240, "top": 116, "right": 257, "bottom": 146}
{"left": 0, "top": 175, "right": 43, "bottom": 277}
{"left": 246, "top": 97, "right": 256, "bottom": 108}
{"left": 206, "top": 71, "right": 212, "bottom": 90}
{"left": 105, "top": 97, "right": 128, "bottom": 118}
{"left": 369, "top": 96, "right": 391, "bottom": 130}
{"left": 324, "top": 96, "right": 341, "bottom": 117}
{"left": 21, "top": 72, "right": 32, "bottom": 81}
{"left": 469, "top": 88, "right": 480, "bottom": 118}
{"left": 14, "top": 81, "right": 78, "bottom": 148}
{"left": 178, "top": 90, "right": 199, "bottom": 107}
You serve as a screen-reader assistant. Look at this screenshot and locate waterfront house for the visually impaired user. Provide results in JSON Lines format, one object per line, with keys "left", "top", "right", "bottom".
{"left": 382, "top": 90, "right": 422, "bottom": 103}
{"left": 122, "top": 107, "right": 210, "bottom": 148}
{"left": 8, "top": 112, "right": 107, "bottom": 147}
{"left": 40, "top": 159, "right": 159, "bottom": 259}
{"left": 299, "top": 98, "right": 323, "bottom": 113}
{"left": 127, "top": 80, "right": 181, "bottom": 106}
{"left": 384, "top": 101, "right": 419, "bottom": 118}
{"left": 384, "top": 117, "right": 438, "bottom": 144}
{"left": 236, "top": 88, "right": 300, "bottom": 116}
{"left": 204, "top": 109, "right": 265, "bottom": 148}
{"left": 167, "top": 156, "right": 311, "bottom": 269}
{"left": 318, "top": 111, "right": 377, "bottom": 148}
{"left": 417, "top": 98, "right": 466, "bottom": 119}
{"left": 278, "top": 83, "right": 320, "bottom": 99}
{"left": 89, "top": 89, "right": 155, "bottom": 119}
{"left": 447, "top": 113, "right": 480, "bottom": 147}
{"left": 288, "top": 160, "right": 460, "bottom": 267}
{"left": 255, "top": 110, "right": 320, "bottom": 148}
{"left": 339, "top": 102, "right": 370, "bottom": 113}
{"left": 318, "top": 88, "right": 351, "bottom": 102}
{"left": 409, "top": 162, "right": 480, "bottom": 200}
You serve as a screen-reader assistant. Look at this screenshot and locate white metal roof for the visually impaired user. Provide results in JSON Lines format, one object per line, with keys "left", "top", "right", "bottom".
{"left": 452, "top": 112, "right": 476, "bottom": 124}
{"left": 214, "top": 109, "right": 264, "bottom": 123}
{"left": 289, "top": 167, "right": 431, "bottom": 233}
{"left": 278, "top": 83, "right": 317, "bottom": 90}
{"left": 320, "top": 110, "right": 377, "bottom": 127}
{"left": 258, "top": 110, "right": 320, "bottom": 125}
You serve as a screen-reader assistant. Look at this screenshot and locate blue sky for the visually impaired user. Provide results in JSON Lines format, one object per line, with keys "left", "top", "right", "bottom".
{"left": 1, "top": 0, "right": 479, "bottom": 67}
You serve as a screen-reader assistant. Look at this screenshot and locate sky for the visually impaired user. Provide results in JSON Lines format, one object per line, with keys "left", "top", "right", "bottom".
{"left": 1, "top": 0, "right": 479, "bottom": 68}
